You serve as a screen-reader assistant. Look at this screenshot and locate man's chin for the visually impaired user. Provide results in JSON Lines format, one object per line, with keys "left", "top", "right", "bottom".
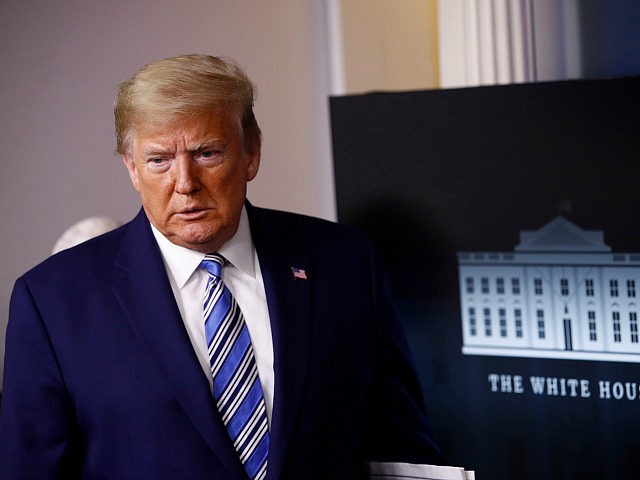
{"left": 171, "top": 226, "right": 231, "bottom": 253}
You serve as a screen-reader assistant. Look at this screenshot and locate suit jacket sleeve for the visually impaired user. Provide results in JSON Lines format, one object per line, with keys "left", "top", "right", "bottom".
{"left": 0, "top": 277, "right": 81, "bottom": 479}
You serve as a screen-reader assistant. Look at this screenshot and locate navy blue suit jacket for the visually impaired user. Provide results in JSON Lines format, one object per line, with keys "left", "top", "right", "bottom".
{"left": 0, "top": 204, "right": 443, "bottom": 479}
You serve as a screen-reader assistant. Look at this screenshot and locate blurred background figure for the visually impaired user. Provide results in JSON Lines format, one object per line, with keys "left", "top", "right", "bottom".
{"left": 52, "top": 216, "right": 123, "bottom": 255}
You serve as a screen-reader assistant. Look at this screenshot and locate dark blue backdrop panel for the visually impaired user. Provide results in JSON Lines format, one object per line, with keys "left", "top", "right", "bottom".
{"left": 330, "top": 77, "right": 640, "bottom": 480}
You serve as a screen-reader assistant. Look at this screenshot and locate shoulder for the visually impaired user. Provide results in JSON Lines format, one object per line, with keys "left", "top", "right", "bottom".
{"left": 247, "top": 204, "right": 371, "bottom": 250}
{"left": 20, "top": 219, "right": 131, "bottom": 288}
{"left": 246, "top": 204, "right": 385, "bottom": 285}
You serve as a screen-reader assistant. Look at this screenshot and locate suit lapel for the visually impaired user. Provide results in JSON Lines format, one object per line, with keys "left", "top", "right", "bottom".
{"left": 247, "top": 206, "right": 313, "bottom": 480}
{"left": 110, "top": 210, "right": 246, "bottom": 479}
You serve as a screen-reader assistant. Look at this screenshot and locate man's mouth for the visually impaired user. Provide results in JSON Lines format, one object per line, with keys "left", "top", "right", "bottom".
{"left": 176, "top": 207, "right": 209, "bottom": 218}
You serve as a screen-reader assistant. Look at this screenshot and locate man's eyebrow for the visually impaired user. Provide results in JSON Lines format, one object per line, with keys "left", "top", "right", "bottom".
{"left": 140, "top": 144, "right": 174, "bottom": 156}
{"left": 187, "top": 139, "right": 226, "bottom": 151}
{"left": 139, "top": 138, "right": 226, "bottom": 156}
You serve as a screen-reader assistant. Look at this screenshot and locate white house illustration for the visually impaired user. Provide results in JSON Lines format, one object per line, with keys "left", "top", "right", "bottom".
{"left": 457, "top": 216, "right": 640, "bottom": 362}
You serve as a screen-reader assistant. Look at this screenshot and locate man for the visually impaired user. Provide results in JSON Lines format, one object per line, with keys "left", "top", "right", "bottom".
{"left": 0, "top": 54, "right": 445, "bottom": 479}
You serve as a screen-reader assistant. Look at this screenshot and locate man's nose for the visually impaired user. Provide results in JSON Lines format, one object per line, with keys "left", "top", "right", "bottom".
{"left": 174, "top": 156, "right": 201, "bottom": 194}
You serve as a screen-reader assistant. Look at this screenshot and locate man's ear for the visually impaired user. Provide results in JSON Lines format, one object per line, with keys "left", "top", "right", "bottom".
{"left": 245, "top": 138, "right": 261, "bottom": 182}
{"left": 122, "top": 155, "right": 141, "bottom": 192}
{"left": 246, "top": 148, "right": 261, "bottom": 182}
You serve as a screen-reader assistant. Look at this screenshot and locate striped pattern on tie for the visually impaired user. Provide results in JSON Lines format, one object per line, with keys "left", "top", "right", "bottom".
{"left": 200, "top": 253, "right": 269, "bottom": 480}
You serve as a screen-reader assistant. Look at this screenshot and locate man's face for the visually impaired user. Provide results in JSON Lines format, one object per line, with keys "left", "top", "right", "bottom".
{"left": 123, "top": 110, "right": 260, "bottom": 253}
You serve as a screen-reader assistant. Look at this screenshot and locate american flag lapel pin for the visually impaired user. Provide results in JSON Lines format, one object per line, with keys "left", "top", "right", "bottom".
{"left": 291, "top": 266, "right": 308, "bottom": 280}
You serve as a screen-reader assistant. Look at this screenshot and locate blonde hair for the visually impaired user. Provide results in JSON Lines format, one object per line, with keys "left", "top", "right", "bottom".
{"left": 114, "top": 54, "right": 261, "bottom": 154}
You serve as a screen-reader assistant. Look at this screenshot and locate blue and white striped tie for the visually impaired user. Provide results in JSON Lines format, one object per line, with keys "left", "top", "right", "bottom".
{"left": 200, "top": 254, "right": 269, "bottom": 480}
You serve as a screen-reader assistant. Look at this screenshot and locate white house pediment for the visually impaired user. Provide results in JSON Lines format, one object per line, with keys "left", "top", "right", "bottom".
{"left": 515, "top": 216, "right": 611, "bottom": 252}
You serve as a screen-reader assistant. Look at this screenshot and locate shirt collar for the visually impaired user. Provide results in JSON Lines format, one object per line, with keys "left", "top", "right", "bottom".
{"left": 150, "top": 206, "right": 255, "bottom": 289}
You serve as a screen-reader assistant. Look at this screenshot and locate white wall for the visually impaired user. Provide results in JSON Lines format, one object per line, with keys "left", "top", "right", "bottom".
{"left": 0, "top": 0, "right": 335, "bottom": 382}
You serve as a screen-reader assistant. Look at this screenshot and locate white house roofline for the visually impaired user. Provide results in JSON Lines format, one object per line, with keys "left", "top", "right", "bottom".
{"left": 515, "top": 215, "right": 611, "bottom": 252}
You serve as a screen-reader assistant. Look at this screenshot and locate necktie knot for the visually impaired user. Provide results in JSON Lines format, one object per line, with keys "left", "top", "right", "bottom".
{"left": 200, "top": 253, "right": 226, "bottom": 278}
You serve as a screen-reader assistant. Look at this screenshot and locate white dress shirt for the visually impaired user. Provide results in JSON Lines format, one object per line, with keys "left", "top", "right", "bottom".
{"left": 150, "top": 207, "right": 274, "bottom": 423}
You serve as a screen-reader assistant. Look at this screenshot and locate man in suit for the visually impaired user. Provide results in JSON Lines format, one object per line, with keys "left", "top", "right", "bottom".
{"left": 0, "top": 54, "right": 444, "bottom": 479}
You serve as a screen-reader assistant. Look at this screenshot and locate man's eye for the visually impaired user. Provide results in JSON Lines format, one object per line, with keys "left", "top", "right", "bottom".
{"left": 196, "top": 150, "right": 221, "bottom": 163}
{"left": 147, "top": 158, "right": 169, "bottom": 170}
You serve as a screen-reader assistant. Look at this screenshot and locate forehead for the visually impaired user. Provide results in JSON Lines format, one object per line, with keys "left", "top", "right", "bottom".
{"left": 133, "top": 110, "right": 240, "bottom": 149}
